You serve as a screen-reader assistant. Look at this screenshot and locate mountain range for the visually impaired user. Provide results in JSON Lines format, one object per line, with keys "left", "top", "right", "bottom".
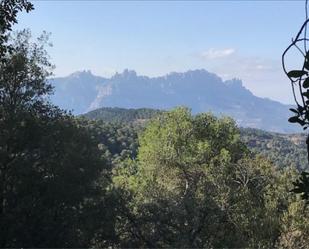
{"left": 50, "top": 69, "right": 299, "bottom": 133}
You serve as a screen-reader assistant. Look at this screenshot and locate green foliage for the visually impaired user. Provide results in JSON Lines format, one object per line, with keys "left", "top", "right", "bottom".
{"left": 292, "top": 172, "right": 309, "bottom": 201}
{"left": 79, "top": 107, "right": 309, "bottom": 247}
{"left": 1, "top": 4, "right": 309, "bottom": 246}
{"left": 284, "top": 61, "right": 309, "bottom": 129}
{"left": 78, "top": 118, "right": 139, "bottom": 165}
{"left": 240, "top": 128, "right": 308, "bottom": 171}
{"left": 287, "top": 70, "right": 308, "bottom": 79}
{"left": 82, "top": 107, "right": 162, "bottom": 124}
{"left": 83, "top": 108, "right": 309, "bottom": 171}
{"left": 276, "top": 199, "right": 309, "bottom": 249}
{"left": 0, "top": 0, "right": 33, "bottom": 58}
{"left": 110, "top": 108, "right": 304, "bottom": 248}
{"left": 0, "top": 30, "right": 115, "bottom": 247}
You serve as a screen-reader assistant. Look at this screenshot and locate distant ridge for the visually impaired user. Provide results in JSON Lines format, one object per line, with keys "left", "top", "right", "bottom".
{"left": 50, "top": 69, "right": 299, "bottom": 133}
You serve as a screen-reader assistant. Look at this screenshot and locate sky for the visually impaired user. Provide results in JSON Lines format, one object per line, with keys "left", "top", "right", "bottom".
{"left": 14, "top": 0, "right": 309, "bottom": 104}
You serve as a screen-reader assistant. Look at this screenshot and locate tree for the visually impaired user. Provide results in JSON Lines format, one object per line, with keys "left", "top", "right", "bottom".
{"left": 276, "top": 199, "right": 309, "bottom": 249}
{"left": 0, "top": 30, "right": 114, "bottom": 247}
{"left": 0, "top": 0, "right": 33, "bottom": 58}
{"left": 112, "top": 107, "right": 288, "bottom": 248}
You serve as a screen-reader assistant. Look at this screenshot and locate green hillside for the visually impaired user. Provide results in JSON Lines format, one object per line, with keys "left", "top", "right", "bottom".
{"left": 82, "top": 107, "right": 163, "bottom": 124}
{"left": 82, "top": 107, "right": 308, "bottom": 171}
{"left": 240, "top": 128, "right": 307, "bottom": 171}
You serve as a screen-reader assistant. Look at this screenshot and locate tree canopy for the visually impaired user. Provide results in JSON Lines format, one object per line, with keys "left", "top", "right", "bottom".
{"left": 111, "top": 108, "right": 309, "bottom": 248}
{"left": 0, "top": 29, "right": 115, "bottom": 248}
{"left": 1, "top": 1, "right": 309, "bottom": 248}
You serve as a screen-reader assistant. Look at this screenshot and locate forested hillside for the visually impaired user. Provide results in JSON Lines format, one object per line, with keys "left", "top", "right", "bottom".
{"left": 83, "top": 107, "right": 162, "bottom": 124}
{"left": 82, "top": 107, "right": 308, "bottom": 171}
{"left": 240, "top": 128, "right": 308, "bottom": 171}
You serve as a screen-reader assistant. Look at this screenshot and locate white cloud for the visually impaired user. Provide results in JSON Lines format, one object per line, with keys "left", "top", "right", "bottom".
{"left": 201, "top": 48, "right": 236, "bottom": 59}
{"left": 256, "top": 64, "right": 270, "bottom": 70}
{"left": 197, "top": 49, "right": 292, "bottom": 103}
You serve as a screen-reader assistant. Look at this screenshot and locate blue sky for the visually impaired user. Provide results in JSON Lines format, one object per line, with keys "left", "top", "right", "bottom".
{"left": 15, "top": 1, "right": 307, "bottom": 104}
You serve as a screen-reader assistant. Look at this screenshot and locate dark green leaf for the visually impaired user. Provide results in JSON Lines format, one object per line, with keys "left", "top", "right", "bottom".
{"left": 289, "top": 108, "right": 299, "bottom": 114}
{"left": 303, "top": 91, "right": 309, "bottom": 98}
{"left": 298, "top": 105, "right": 305, "bottom": 112}
{"left": 287, "top": 70, "right": 308, "bottom": 78}
{"left": 288, "top": 116, "right": 300, "bottom": 123}
{"left": 303, "top": 78, "right": 309, "bottom": 88}
{"left": 288, "top": 116, "right": 305, "bottom": 125}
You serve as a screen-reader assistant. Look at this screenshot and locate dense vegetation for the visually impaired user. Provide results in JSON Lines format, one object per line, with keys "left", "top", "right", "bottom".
{"left": 240, "top": 128, "right": 308, "bottom": 171}
{"left": 109, "top": 108, "right": 309, "bottom": 248}
{"left": 1, "top": 2, "right": 309, "bottom": 248}
{"left": 0, "top": 29, "right": 116, "bottom": 247}
{"left": 83, "top": 107, "right": 162, "bottom": 124}
{"left": 82, "top": 108, "right": 309, "bottom": 248}
{"left": 79, "top": 118, "right": 139, "bottom": 164}
{"left": 83, "top": 107, "right": 309, "bottom": 171}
